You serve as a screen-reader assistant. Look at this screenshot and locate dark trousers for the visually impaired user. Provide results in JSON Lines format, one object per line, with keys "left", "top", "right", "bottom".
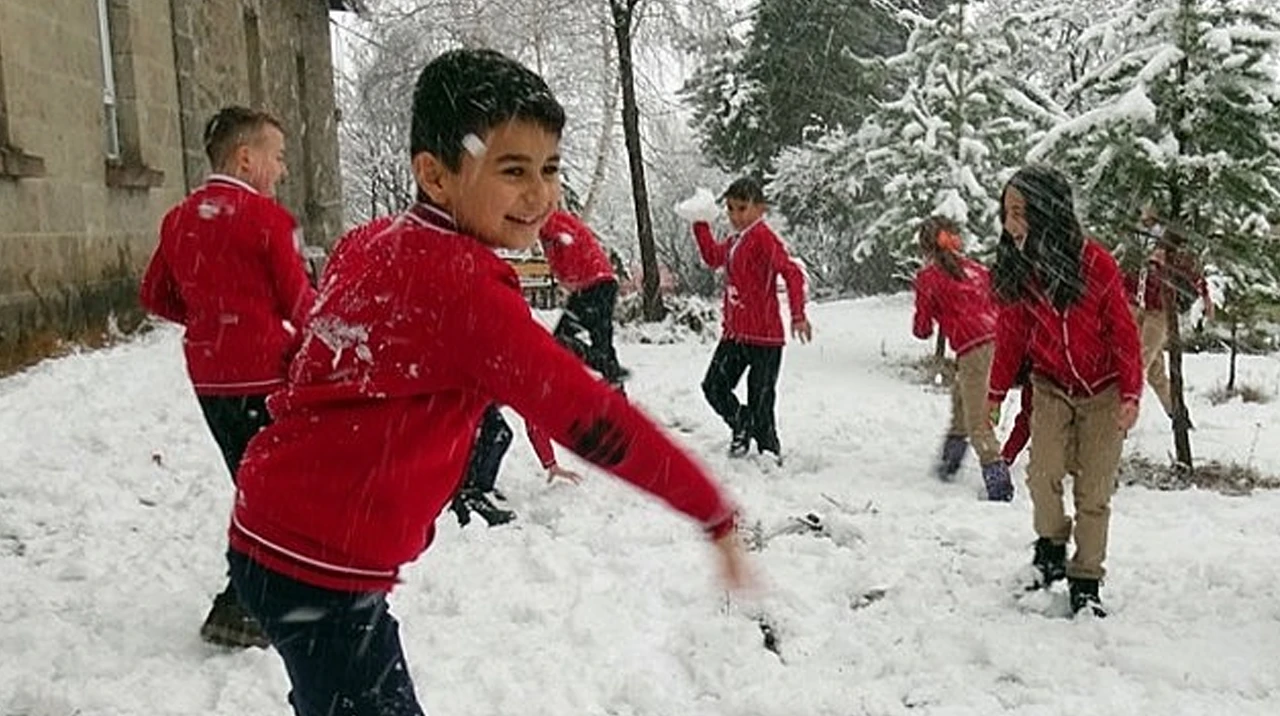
{"left": 553, "top": 279, "right": 623, "bottom": 381}
{"left": 701, "top": 340, "right": 783, "bottom": 441}
{"left": 197, "top": 394, "right": 271, "bottom": 480}
{"left": 228, "top": 551, "right": 425, "bottom": 716}
{"left": 463, "top": 404, "right": 514, "bottom": 493}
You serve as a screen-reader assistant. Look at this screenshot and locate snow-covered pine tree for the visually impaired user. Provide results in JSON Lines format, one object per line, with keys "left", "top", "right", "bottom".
{"left": 1029, "top": 0, "right": 1280, "bottom": 468}
{"left": 769, "top": 0, "right": 1059, "bottom": 290}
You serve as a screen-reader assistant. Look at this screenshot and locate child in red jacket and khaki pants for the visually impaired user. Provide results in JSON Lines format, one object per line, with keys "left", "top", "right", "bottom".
{"left": 911, "top": 216, "right": 1013, "bottom": 501}
{"left": 678, "top": 178, "right": 810, "bottom": 458}
{"left": 988, "top": 165, "right": 1143, "bottom": 618}
{"left": 226, "top": 49, "right": 748, "bottom": 716}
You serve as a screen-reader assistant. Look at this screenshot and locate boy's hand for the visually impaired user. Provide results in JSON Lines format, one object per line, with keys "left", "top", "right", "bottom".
{"left": 791, "top": 319, "right": 813, "bottom": 343}
{"left": 1117, "top": 400, "right": 1139, "bottom": 432}
{"left": 674, "top": 188, "right": 719, "bottom": 224}
{"left": 546, "top": 464, "right": 583, "bottom": 485}
{"left": 712, "top": 532, "right": 755, "bottom": 592}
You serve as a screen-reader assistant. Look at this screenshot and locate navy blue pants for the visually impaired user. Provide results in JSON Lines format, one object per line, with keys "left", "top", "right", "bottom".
{"left": 228, "top": 550, "right": 426, "bottom": 716}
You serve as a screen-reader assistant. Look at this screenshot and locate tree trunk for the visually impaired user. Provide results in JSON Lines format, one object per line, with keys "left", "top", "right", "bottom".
{"left": 582, "top": 15, "right": 619, "bottom": 223}
{"left": 610, "top": 0, "right": 665, "bottom": 321}
{"left": 934, "top": 332, "right": 946, "bottom": 360}
{"left": 1165, "top": 7, "right": 1194, "bottom": 472}
{"left": 1228, "top": 319, "right": 1238, "bottom": 392}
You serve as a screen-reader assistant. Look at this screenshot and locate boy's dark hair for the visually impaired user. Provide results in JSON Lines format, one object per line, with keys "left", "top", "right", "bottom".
{"left": 410, "top": 48, "right": 565, "bottom": 172}
{"left": 203, "top": 106, "right": 283, "bottom": 169}
{"left": 992, "top": 165, "right": 1085, "bottom": 310}
{"left": 918, "top": 215, "right": 965, "bottom": 280}
{"left": 721, "top": 176, "right": 766, "bottom": 204}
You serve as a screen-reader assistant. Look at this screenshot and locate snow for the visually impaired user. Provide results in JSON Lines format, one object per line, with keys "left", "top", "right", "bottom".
{"left": 674, "top": 187, "right": 719, "bottom": 223}
{"left": 3, "top": 297, "right": 1280, "bottom": 715}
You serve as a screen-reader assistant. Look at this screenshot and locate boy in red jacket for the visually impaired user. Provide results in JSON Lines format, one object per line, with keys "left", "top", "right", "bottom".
{"left": 679, "top": 178, "right": 810, "bottom": 458}
{"left": 540, "top": 208, "right": 629, "bottom": 384}
{"left": 911, "top": 216, "right": 1012, "bottom": 500}
{"left": 139, "top": 105, "right": 315, "bottom": 649}
{"left": 226, "top": 49, "right": 747, "bottom": 716}
{"left": 988, "top": 165, "right": 1143, "bottom": 618}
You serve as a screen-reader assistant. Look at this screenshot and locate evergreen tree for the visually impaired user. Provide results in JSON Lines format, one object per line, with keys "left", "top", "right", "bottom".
{"left": 1030, "top": 0, "right": 1280, "bottom": 468}
{"left": 769, "top": 1, "right": 1057, "bottom": 290}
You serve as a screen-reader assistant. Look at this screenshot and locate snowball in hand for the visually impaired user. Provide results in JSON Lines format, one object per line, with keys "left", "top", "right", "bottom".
{"left": 674, "top": 188, "right": 719, "bottom": 223}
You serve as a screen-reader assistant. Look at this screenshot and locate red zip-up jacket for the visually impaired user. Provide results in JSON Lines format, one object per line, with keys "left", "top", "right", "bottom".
{"left": 912, "top": 258, "right": 997, "bottom": 356}
{"left": 139, "top": 175, "right": 317, "bottom": 395}
{"left": 229, "top": 204, "right": 736, "bottom": 592}
{"left": 1122, "top": 254, "right": 1209, "bottom": 312}
{"left": 538, "top": 210, "right": 615, "bottom": 292}
{"left": 988, "top": 240, "right": 1143, "bottom": 404}
{"left": 693, "top": 219, "right": 807, "bottom": 346}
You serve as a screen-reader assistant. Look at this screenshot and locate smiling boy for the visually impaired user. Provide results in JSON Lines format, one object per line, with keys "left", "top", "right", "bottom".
{"left": 225, "top": 49, "right": 747, "bottom": 716}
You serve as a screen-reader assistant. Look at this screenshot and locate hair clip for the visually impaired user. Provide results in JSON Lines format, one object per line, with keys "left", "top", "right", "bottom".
{"left": 937, "top": 230, "right": 963, "bottom": 252}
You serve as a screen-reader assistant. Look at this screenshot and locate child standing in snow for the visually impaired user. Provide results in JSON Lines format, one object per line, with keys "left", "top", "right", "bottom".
{"left": 226, "top": 49, "right": 747, "bottom": 716}
{"left": 911, "top": 216, "right": 1012, "bottom": 500}
{"left": 987, "top": 165, "right": 1143, "bottom": 618}
{"left": 540, "top": 209, "right": 630, "bottom": 385}
{"left": 677, "top": 178, "right": 810, "bottom": 458}
{"left": 139, "top": 106, "right": 315, "bottom": 649}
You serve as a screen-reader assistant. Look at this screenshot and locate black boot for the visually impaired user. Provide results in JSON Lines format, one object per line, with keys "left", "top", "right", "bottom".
{"left": 1030, "top": 538, "right": 1066, "bottom": 588}
{"left": 754, "top": 429, "right": 781, "bottom": 457}
{"left": 1068, "top": 577, "right": 1107, "bottom": 618}
{"left": 935, "top": 435, "right": 968, "bottom": 481}
{"left": 729, "top": 410, "right": 752, "bottom": 457}
{"left": 457, "top": 489, "right": 516, "bottom": 527}
{"left": 200, "top": 584, "right": 270, "bottom": 648}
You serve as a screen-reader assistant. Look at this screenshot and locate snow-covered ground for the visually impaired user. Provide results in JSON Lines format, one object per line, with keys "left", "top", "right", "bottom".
{"left": 3, "top": 296, "right": 1280, "bottom": 715}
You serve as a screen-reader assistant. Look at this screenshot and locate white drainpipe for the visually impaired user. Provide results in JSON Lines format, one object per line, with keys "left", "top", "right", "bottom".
{"left": 95, "top": 0, "right": 121, "bottom": 160}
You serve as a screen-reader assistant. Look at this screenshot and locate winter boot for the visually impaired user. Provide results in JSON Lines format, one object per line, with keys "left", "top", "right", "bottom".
{"left": 935, "top": 435, "right": 968, "bottom": 481}
{"left": 754, "top": 428, "right": 781, "bottom": 457}
{"left": 729, "top": 411, "right": 752, "bottom": 457}
{"left": 457, "top": 489, "right": 516, "bottom": 527}
{"left": 1030, "top": 537, "right": 1067, "bottom": 589}
{"left": 200, "top": 585, "right": 270, "bottom": 649}
{"left": 982, "top": 460, "right": 1014, "bottom": 501}
{"left": 1068, "top": 577, "right": 1107, "bottom": 618}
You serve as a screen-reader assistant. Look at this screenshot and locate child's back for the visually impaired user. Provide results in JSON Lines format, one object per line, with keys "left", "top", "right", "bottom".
{"left": 145, "top": 176, "right": 314, "bottom": 394}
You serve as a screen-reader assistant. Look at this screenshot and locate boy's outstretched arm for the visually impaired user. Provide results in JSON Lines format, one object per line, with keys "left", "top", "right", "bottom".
{"left": 769, "top": 231, "right": 809, "bottom": 340}
{"left": 448, "top": 270, "right": 738, "bottom": 543}
{"left": 692, "top": 222, "right": 729, "bottom": 268}
{"left": 911, "top": 273, "right": 934, "bottom": 340}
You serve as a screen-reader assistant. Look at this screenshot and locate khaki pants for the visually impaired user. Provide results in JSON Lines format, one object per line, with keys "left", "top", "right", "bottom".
{"left": 1134, "top": 307, "right": 1173, "bottom": 416}
{"left": 1026, "top": 377, "right": 1126, "bottom": 580}
{"left": 948, "top": 342, "right": 1001, "bottom": 466}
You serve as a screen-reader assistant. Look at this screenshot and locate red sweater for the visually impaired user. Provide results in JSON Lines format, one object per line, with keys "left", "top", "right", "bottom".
{"left": 230, "top": 203, "right": 736, "bottom": 592}
{"left": 693, "top": 219, "right": 807, "bottom": 346}
{"left": 1122, "top": 253, "right": 1209, "bottom": 312}
{"left": 538, "top": 210, "right": 615, "bottom": 292}
{"left": 912, "top": 258, "right": 997, "bottom": 356}
{"left": 989, "top": 240, "right": 1143, "bottom": 404}
{"left": 139, "top": 175, "right": 317, "bottom": 395}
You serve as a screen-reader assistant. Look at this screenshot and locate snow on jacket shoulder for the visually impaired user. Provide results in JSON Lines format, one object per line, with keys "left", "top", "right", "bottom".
{"left": 538, "top": 210, "right": 614, "bottom": 292}
{"left": 138, "top": 175, "right": 317, "bottom": 395}
{"left": 912, "top": 258, "right": 997, "bottom": 356}
{"left": 230, "top": 203, "right": 736, "bottom": 592}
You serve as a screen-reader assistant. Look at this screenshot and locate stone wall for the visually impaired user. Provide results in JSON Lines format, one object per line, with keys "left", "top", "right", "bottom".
{"left": 0, "top": 0, "right": 186, "bottom": 373}
{"left": 0, "top": 0, "right": 344, "bottom": 374}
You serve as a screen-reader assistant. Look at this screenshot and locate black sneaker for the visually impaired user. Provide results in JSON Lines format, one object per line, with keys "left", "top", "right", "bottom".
{"left": 754, "top": 430, "right": 781, "bottom": 457}
{"left": 1030, "top": 538, "right": 1066, "bottom": 589}
{"left": 729, "top": 427, "right": 751, "bottom": 457}
{"left": 200, "top": 587, "right": 270, "bottom": 649}
{"left": 1068, "top": 577, "right": 1107, "bottom": 618}
{"left": 459, "top": 490, "right": 516, "bottom": 527}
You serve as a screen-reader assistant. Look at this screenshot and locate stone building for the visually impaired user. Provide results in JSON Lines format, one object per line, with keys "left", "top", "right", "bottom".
{"left": 0, "top": 0, "right": 359, "bottom": 373}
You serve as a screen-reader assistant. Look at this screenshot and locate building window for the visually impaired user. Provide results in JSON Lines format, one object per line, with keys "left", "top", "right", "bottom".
{"left": 94, "top": 0, "right": 163, "bottom": 189}
{"left": 0, "top": 25, "right": 44, "bottom": 178}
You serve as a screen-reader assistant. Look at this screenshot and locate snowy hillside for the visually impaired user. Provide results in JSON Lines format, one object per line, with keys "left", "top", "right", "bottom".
{"left": 2, "top": 296, "right": 1279, "bottom": 715}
